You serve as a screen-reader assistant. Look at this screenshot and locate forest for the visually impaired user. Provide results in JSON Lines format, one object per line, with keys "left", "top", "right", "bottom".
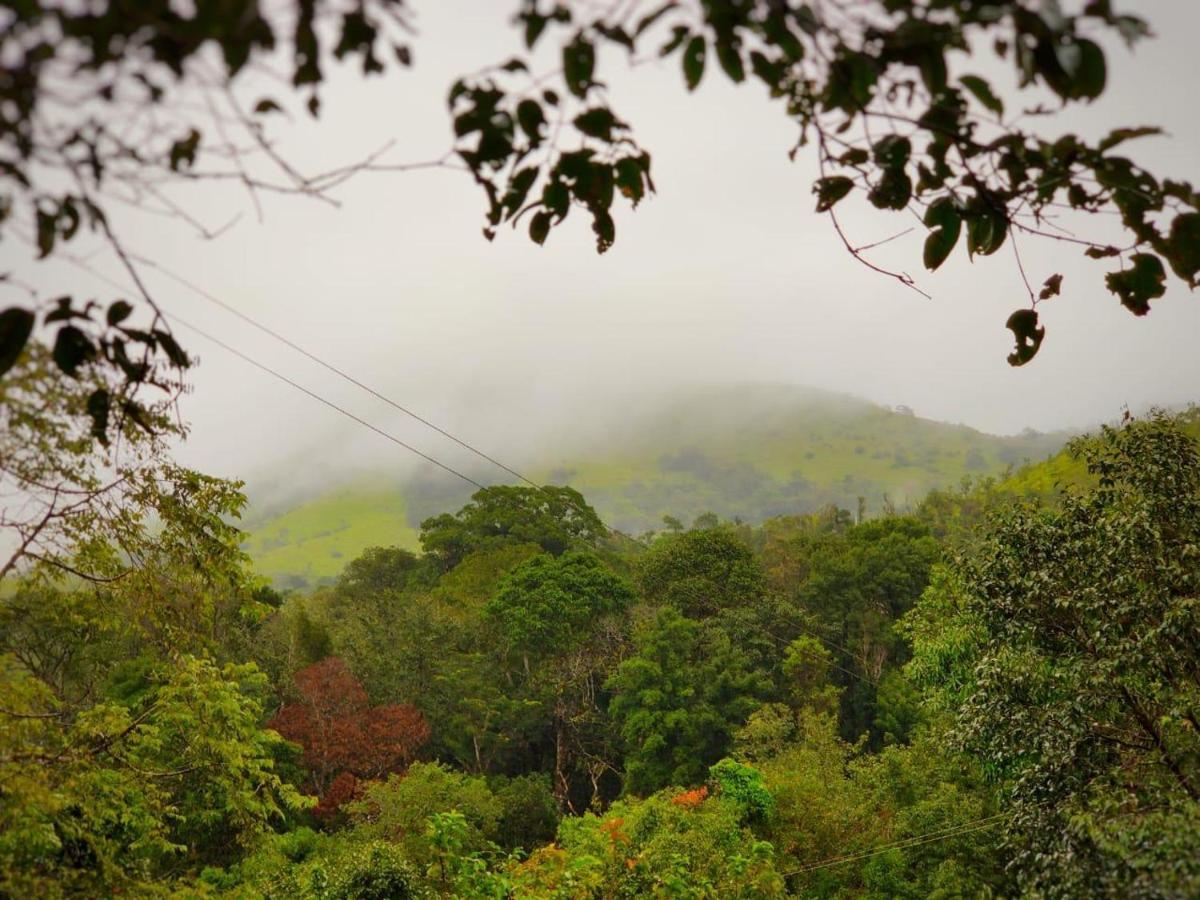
{"left": 3, "top": 333, "right": 1198, "bottom": 897}
{"left": 3, "top": 0, "right": 1200, "bottom": 896}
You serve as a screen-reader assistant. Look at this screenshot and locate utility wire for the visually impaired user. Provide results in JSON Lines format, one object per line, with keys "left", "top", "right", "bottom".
{"left": 62, "top": 249, "right": 897, "bottom": 682}
{"left": 780, "top": 812, "right": 1010, "bottom": 877}
{"left": 163, "top": 311, "right": 486, "bottom": 491}
{"left": 132, "top": 255, "right": 545, "bottom": 492}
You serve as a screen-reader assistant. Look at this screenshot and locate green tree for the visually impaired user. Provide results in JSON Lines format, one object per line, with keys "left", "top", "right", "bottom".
{"left": 0, "top": 654, "right": 309, "bottom": 895}
{"left": 906, "top": 412, "right": 1200, "bottom": 897}
{"left": 486, "top": 551, "right": 635, "bottom": 809}
{"left": 637, "top": 526, "right": 765, "bottom": 619}
{"left": 420, "top": 486, "right": 605, "bottom": 572}
{"left": 607, "top": 607, "right": 768, "bottom": 795}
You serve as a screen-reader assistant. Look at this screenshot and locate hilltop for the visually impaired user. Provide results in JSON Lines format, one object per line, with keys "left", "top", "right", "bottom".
{"left": 242, "top": 384, "right": 1070, "bottom": 589}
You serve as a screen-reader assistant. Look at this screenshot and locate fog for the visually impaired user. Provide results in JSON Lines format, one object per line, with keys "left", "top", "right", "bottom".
{"left": 7, "top": 1, "right": 1199, "bottom": 506}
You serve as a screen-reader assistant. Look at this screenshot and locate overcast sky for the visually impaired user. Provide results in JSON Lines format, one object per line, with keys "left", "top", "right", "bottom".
{"left": 7, "top": 1, "right": 1199, "bottom": 492}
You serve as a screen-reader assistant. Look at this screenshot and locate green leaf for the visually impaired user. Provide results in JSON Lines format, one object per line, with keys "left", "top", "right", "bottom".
{"left": 529, "top": 211, "right": 552, "bottom": 245}
{"left": 660, "top": 26, "right": 689, "bottom": 57}
{"left": 922, "top": 198, "right": 961, "bottom": 271}
{"left": 573, "top": 107, "right": 623, "bottom": 141}
{"left": 0, "top": 306, "right": 35, "bottom": 377}
{"left": 635, "top": 2, "right": 676, "bottom": 37}
{"left": 592, "top": 209, "right": 615, "bottom": 253}
{"left": 682, "top": 36, "right": 706, "bottom": 90}
{"left": 35, "top": 207, "right": 55, "bottom": 258}
{"left": 1039, "top": 273, "right": 1063, "bottom": 300}
{"left": 516, "top": 99, "right": 545, "bottom": 143}
{"left": 1005, "top": 308, "right": 1045, "bottom": 366}
{"left": 965, "top": 206, "right": 1007, "bottom": 258}
{"left": 1105, "top": 253, "right": 1166, "bottom": 315}
{"left": 872, "top": 135, "right": 911, "bottom": 169}
{"left": 715, "top": 39, "right": 745, "bottom": 83}
{"left": 1073, "top": 39, "right": 1107, "bottom": 100}
{"left": 959, "top": 75, "right": 1004, "bottom": 117}
{"left": 107, "top": 300, "right": 133, "bottom": 326}
{"left": 814, "top": 176, "right": 854, "bottom": 212}
{"left": 169, "top": 129, "right": 201, "bottom": 172}
{"left": 52, "top": 325, "right": 95, "bottom": 377}
{"left": 1165, "top": 212, "right": 1200, "bottom": 285}
{"left": 563, "top": 36, "right": 596, "bottom": 98}
{"left": 1098, "top": 126, "right": 1162, "bottom": 152}
{"left": 867, "top": 169, "right": 912, "bottom": 210}
{"left": 155, "top": 329, "right": 190, "bottom": 368}
{"left": 86, "top": 388, "right": 110, "bottom": 444}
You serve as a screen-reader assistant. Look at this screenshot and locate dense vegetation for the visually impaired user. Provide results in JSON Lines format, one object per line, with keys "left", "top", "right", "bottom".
{"left": 244, "top": 386, "right": 1067, "bottom": 589}
{"left": 3, "top": 344, "right": 1197, "bottom": 896}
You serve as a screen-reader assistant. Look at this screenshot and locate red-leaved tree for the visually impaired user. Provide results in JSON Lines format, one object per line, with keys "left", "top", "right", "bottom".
{"left": 270, "top": 657, "right": 430, "bottom": 814}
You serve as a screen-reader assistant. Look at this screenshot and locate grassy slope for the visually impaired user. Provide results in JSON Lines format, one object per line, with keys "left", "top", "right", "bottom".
{"left": 244, "top": 386, "right": 1069, "bottom": 588}
{"left": 242, "top": 485, "right": 419, "bottom": 589}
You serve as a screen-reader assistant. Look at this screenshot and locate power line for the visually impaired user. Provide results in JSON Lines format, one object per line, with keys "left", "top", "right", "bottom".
{"left": 132, "top": 255, "right": 545, "bottom": 492}
{"left": 65, "top": 246, "right": 904, "bottom": 686}
{"left": 780, "top": 812, "right": 1009, "bottom": 877}
{"left": 164, "top": 311, "right": 487, "bottom": 491}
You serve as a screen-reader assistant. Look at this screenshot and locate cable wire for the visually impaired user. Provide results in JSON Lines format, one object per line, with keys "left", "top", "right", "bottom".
{"left": 133, "top": 255, "right": 544, "bottom": 492}
{"left": 164, "top": 311, "right": 486, "bottom": 491}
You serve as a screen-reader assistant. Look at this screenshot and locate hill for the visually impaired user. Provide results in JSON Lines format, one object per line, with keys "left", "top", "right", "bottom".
{"left": 243, "top": 385, "right": 1070, "bottom": 589}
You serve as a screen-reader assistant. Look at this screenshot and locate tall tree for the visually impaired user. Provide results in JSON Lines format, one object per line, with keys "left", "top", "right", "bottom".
{"left": 905, "top": 411, "right": 1200, "bottom": 897}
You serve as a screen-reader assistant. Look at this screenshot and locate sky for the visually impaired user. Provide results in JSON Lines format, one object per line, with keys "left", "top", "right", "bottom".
{"left": 6, "top": 1, "right": 1199, "bottom": 494}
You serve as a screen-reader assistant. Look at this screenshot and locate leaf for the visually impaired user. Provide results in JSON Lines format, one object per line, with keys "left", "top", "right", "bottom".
{"left": 592, "top": 209, "right": 615, "bottom": 253}
{"left": 1105, "top": 253, "right": 1166, "bottom": 315}
{"left": 715, "top": 39, "right": 745, "bottom": 83}
{"left": 814, "top": 176, "right": 854, "bottom": 212}
{"left": 872, "top": 135, "right": 911, "bottom": 168}
{"left": 1084, "top": 245, "right": 1121, "bottom": 259}
{"left": 169, "top": 129, "right": 201, "bottom": 172}
{"left": 966, "top": 206, "right": 1007, "bottom": 258}
{"left": 253, "top": 98, "right": 282, "bottom": 115}
{"left": 615, "top": 158, "right": 647, "bottom": 207}
{"left": 1165, "top": 212, "right": 1200, "bottom": 285}
{"left": 635, "top": 2, "right": 676, "bottom": 37}
{"left": 563, "top": 37, "right": 596, "bottom": 98}
{"left": 154, "top": 329, "right": 190, "bottom": 368}
{"left": 36, "top": 207, "right": 56, "bottom": 258}
{"left": 1098, "top": 126, "right": 1162, "bottom": 152}
{"left": 1039, "top": 274, "right": 1063, "bottom": 300}
{"left": 0, "top": 307, "right": 35, "bottom": 377}
{"left": 52, "top": 325, "right": 95, "bottom": 377}
{"left": 682, "top": 36, "right": 706, "bottom": 91}
{"left": 86, "top": 388, "right": 110, "bottom": 444}
{"left": 107, "top": 300, "right": 133, "bottom": 326}
{"left": 959, "top": 75, "right": 1004, "bottom": 117}
{"left": 1006, "top": 308, "right": 1045, "bottom": 366}
{"left": 529, "top": 211, "right": 552, "bottom": 246}
{"left": 573, "top": 107, "right": 624, "bottom": 141}
{"left": 660, "top": 26, "right": 689, "bottom": 57}
{"left": 1072, "top": 39, "right": 1107, "bottom": 100}
{"left": 516, "top": 99, "right": 545, "bottom": 143}
{"left": 867, "top": 169, "right": 912, "bottom": 211}
{"left": 922, "top": 198, "right": 961, "bottom": 271}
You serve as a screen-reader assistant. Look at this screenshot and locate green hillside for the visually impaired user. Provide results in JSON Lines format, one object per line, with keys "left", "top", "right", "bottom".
{"left": 242, "top": 485, "right": 419, "bottom": 590}
{"left": 243, "top": 385, "right": 1070, "bottom": 588}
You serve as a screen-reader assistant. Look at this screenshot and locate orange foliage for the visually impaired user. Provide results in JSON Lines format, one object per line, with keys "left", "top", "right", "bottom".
{"left": 670, "top": 785, "right": 709, "bottom": 809}
{"left": 269, "top": 657, "right": 430, "bottom": 811}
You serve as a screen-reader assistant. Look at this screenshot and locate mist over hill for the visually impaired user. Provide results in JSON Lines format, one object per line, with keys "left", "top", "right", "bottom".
{"left": 242, "top": 384, "right": 1070, "bottom": 589}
